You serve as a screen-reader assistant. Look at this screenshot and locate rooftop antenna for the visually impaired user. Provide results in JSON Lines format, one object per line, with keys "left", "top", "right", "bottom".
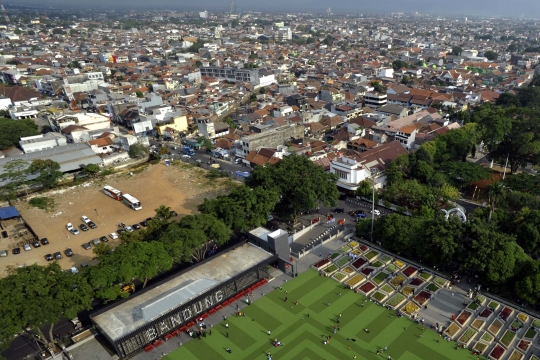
{"left": 0, "top": 0, "right": 9, "bottom": 24}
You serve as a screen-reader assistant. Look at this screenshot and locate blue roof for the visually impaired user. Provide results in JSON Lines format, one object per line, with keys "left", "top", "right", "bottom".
{"left": 0, "top": 206, "right": 20, "bottom": 220}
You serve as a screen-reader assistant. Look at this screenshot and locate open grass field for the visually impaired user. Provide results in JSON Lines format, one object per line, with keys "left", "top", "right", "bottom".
{"left": 164, "top": 269, "right": 484, "bottom": 360}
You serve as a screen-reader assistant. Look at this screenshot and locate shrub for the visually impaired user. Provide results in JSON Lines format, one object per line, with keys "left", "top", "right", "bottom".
{"left": 336, "top": 256, "right": 350, "bottom": 267}
{"left": 390, "top": 275, "right": 405, "bottom": 287}
{"left": 386, "top": 293, "right": 405, "bottom": 307}
{"left": 419, "top": 272, "right": 431, "bottom": 280}
{"left": 365, "top": 250, "right": 379, "bottom": 260}
{"left": 488, "top": 301, "right": 499, "bottom": 309}
{"left": 467, "top": 302, "right": 479, "bottom": 310}
{"left": 458, "top": 328, "right": 476, "bottom": 343}
{"left": 481, "top": 332, "right": 493, "bottom": 342}
{"left": 403, "top": 301, "right": 418, "bottom": 315}
{"left": 471, "top": 319, "right": 485, "bottom": 330}
{"left": 373, "top": 272, "right": 388, "bottom": 285}
{"left": 372, "top": 260, "right": 384, "bottom": 268}
{"left": 345, "top": 274, "right": 364, "bottom": 287}
{"left": 380, "top": 284, "right": 394, "bottom": 294}
{"left": 380, "top": 255, "right": 391, "bottom": 263}
{"left": 500, "top": 330, "right": 516, "bottom": 347}
{"left": 426, "top": 283, "right": 440, "bottom": 292}
{"left": 372, "top": 291, "right": 386, "bottom": 301}
{"left": 473, "top": 342, "right": 487, "bottom": 353}
{"left": 524, "top": 327, "right": 537, "bottom": 339}
{"left": 445, "top": 323, "right": 460, "bottom": 337}
{"left": 29, "top": 197, "right": 54, "bottom": 210}
{"left": 342, "top": 266, "right": 355, "bottom": 274}
{"left": 434, "top": 277, "right": 447, "bottom": 286}
{"left": 330, "top": 253, "right": 340, "bottom": 260}
{"left": 533, "top": 319, "right": 540, "bottom": 328}
{"left": 324, "top": 264, "right": 338, "bottom": 273}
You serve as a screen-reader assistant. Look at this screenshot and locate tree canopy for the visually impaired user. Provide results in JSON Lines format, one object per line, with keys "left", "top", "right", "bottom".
{"left": 0, "top": 118, "right": 39, "bottom": 150}
{"left": 245, "top": 154, "right": 338, "bottom": 217}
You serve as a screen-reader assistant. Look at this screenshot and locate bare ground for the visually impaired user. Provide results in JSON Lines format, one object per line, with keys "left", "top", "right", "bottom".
{"left": 0, "top": 161, "right": 235, "bottom": 276}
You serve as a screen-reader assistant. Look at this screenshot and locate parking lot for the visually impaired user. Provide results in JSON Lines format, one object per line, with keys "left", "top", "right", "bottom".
{"left": 0, "top": 161, "right": 233, "bottom": 276}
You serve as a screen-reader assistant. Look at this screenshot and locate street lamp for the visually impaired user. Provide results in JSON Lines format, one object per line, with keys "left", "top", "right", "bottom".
{"left": 370, "top": 168, "right": 378, "bottom": 241}
{"left": 94, "top": 208, "right": 99, "bottom": 222}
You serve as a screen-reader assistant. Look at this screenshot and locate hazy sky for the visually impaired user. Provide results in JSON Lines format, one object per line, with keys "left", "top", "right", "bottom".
{"left": 8, "top": 0, "right": 540, "bottom": 18}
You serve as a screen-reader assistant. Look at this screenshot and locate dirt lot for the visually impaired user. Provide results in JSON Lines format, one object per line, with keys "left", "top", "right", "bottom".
{"left": 0, "top": 161, "right": 234, "bottom": 276}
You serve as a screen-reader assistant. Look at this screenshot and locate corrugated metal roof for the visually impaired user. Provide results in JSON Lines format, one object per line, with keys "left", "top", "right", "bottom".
{"left": 0, "top": 206, "right": 20, "bottom": 220}
{"left": 0, "top": 143, "right": 102, "bottom": 173}
{"left": 138, "top": 279, "right": 218, "bottom": 322}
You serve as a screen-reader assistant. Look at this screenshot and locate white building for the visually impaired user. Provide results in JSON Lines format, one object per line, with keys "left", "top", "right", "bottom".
{"left": 50, "top": 112, "right": 111, "bottom": 132}
{"left": 377, "top": 67, "right": 394, "bottom": 78}
{"left": 0, "top": 97, "right": 11, "bottom": 110}
{"left": 330, "top": 156, "right": 371, "bottom": 191}
{"left": 19, "top": 133, "right": 67, "bottom": 154}
{"left": 9, "top": 107, "right": 39, "bottom": 120}
{"left": 275, "top": 27, "right": 292, "bottom": 41}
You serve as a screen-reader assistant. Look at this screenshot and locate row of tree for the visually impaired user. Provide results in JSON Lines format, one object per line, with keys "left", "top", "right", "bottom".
{"left": 0, "top": 155, "right": 339, "bottom": 354}
{"left": 357, "top": 85, "right": 540, "bottom": 306}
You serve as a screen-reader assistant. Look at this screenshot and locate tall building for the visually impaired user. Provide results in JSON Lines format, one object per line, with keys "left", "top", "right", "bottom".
{"left": 229, "top": 0, "right": 237, "bottom": 13}
{"left": 199, "top": 11, "right": 208, "bottom": 19}
{"left": 275, "top": 27, "right": 292, "bottom": 41}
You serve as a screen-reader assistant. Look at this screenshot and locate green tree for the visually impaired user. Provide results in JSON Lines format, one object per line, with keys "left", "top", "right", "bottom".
{"left": 437, "top": 161, "right": 491, "bottom": 188}
{"left": 0, "top": 159, "right": 30, "bottom": 195}
{"left": 517, "top": 86, "right": 540, "bottom": 110}
{"left": 82, "top": 163, "right": 100, "bottom": 177}
{"left": 487, "top": 182, "right": 506, "bottom": 223}
{"left": 484, "top": 50, "right": 498, "bottom": 61}
{"left": 0, "top": 263, "right": 93, "bottom": 349}
{"left": 128, "top": 143, "right": 149, "bottom": 159}
{"left": 177, "top": 214, "right": 232, "bottom": 261}
{"left": 197, "top": 136, "right": 213, "bottom": 150}
{"left": 451, "top": 46, "right": 463, "bottom": 56}
{"left": 496, "top": 92, "right": 520, "bottom": 107}
{"left": 0, "top": 118, "right": 39, "bottom": 150}
{"left": 135, "top": 91, "right": 144, "bottom": 98}
{"left": 28, "top": 159, "right": 62, "bottom": 189}
{"left": 515, "top": 260, "right": 540, "bottom": 304}
{"left": 198, "top": 185, "right": 280, "bottom": 231}
{"left": 117, "top": 241, "right": 173, "bottom": 288}
{"left": 370, "top": 81, "right": 383, "bottom": 93}
{"left": 195, "top": 60, "right": 202, "bottom": 67}
{"left": 92, "top": 242, "right": 111, "bottom": 256}
{"left": 392, "top": 60, "right": 409, "bottom": 71}
{"left": 245, "top": 154, "right": 339, "bottom": 218}
{"left": 401, "top": 75, "right": 410, "bottom": 84}
{"left": 224, "top": 117, "right": 236, "bottom": 128}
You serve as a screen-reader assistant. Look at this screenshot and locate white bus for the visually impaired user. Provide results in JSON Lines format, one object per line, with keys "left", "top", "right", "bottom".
{"left": 122, "top": 194, "right": 142, "bottom": 210}
{"left": 103, "top": 185, "right": 123, "bottom": 201}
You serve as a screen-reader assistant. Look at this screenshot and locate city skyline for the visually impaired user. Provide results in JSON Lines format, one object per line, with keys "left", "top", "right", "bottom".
{"left": 6, "top": 0, "right": 540, "bottom": 18}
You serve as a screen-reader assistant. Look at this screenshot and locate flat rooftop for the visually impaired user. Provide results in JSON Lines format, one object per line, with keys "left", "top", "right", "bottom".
{"left": 92, "top": 243, "right": 273, "bottom": 341}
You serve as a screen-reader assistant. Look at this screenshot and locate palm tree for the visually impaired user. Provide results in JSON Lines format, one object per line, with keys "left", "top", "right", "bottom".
{"left": 487, "top": 181, "right": 505, "bottom": 223}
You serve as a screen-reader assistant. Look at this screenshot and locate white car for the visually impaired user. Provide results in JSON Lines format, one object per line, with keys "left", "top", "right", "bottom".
{"left": 81, "top": 215, "right": 91, "bottom": 224}
{"left": 109, "top": 232, "right": 119, "bottom": 240}
{"left": 66, "top": 223, "right": 79, "bottom": 235}
{"left": 370, "top": 210, "right": 381, "bottom": 216}
{"left": 23, "top": 244, "right": 31, "bottom": 251}
{"left": 70, "top": 267, "right": 79, "bottom": 274}
{"left": 182, "top": 155, "right": 191, "bottom": 159}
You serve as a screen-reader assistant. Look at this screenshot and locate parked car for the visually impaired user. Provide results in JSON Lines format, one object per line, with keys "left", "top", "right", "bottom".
{"left": 140, "top": 220, "right": 148, "bottom": 227}
{"left": 182, "top": 155, "right": 191, "bottom": 159}
{"left": 81, "top": 215, "right": 91, "bottom": 224}
{"left": 0, "top": 250, "right": 8, "bottom": 257}
{"left": 100, "top": 236, "right": 108, "bottom": 243}
{"left": 125, "top": 226, "right": 134, "bottom": 232}
{"left": 108, "top": 232, "right": 119, "bottom": 240}
{"left": 44, "top": 254, "right": 54, "bottom": 261}
{"left": 132, "top": 224, "right": 141, "bottom": 230}
{"left": 356, "top": 210, "right": 365, "bottom": 215}
{"left": 88, "top": 221, "right": 97, "bottom": 229}
{"left": 356, "top": 214, "right": 367, "bottom": 219}
{"left": 65, "top": 248, "right": 74, "bottom": 257}
{"left": 370, "top": 209, "right": 381, "bottom": 216}
{"left": 70, "top": 267, "right": 79, "bottom": 274}
{"left": 66, "top": 223, "right": 79, "bottom": 235}
{"left": 82, "top": 243, "right": 92, "bottom": 250}
{"left": 23, "top": 244, "right": 31, "bottom": 251}
{"left": 91, "top": 238, "right": 100, "bottom": 246}
{"left": 117, "top": 229, "right": 126, "bottom": 235}
{"left": 40, "top": 238, "right": 49, "bottom": 245}
{"left": 12, "top": 248, "right": 20, "bottom": 255}
{"left": 171, "top": 210, "right": 178, "bottom": 217}
{"left": 335, "top": 208, "right": 345, "bottom": 213}
{"left": 54, "top": 251, "right": 62, "bottom": 260}
{"left": 79, "top": 224, "right": 89, "bottom": 232}
{"left": 32, "top": 240, "right": 41, "bottom": 248}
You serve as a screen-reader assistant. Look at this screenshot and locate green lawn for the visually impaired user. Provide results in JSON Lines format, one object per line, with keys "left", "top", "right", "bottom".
{"left": 164, "top": 270, "right": 484, "bottom": 360}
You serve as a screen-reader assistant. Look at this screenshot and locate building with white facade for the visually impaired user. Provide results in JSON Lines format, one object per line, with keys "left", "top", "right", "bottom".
{"left": 275, "top": 27, "right": 292, "bottom": 41}
{"left": 364, "top": 92, "right": 387, "bottom": 108}
{"left": 49, "top": 112, "right": 111, "bottom": 132}
{"left": 329, "top": 141, "right": 408, "bottom": 191}
{"left": 19, "top": 133, "right": 67, "bottom": 154}
{"left": 199, "top": 66, "right": 261, "bottom": 86}
{"left": 377, "top": 67, "right": 394, "bottom": 78}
